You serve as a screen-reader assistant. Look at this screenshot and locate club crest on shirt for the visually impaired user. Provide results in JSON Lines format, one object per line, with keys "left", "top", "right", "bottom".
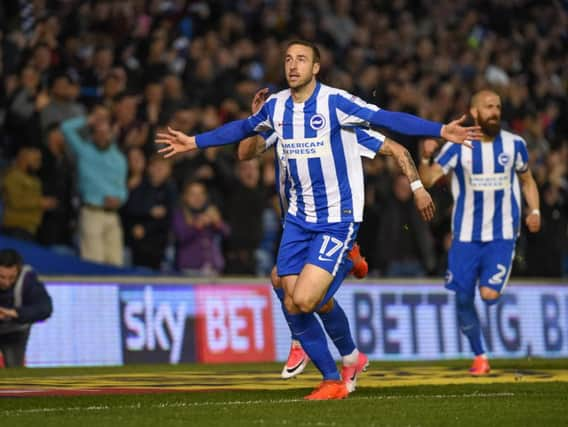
{"left": 498, "top": 152, "right": 511, "bottom": 166}
{"left": 309, "top": 114, "right": 326, "bottom": 131}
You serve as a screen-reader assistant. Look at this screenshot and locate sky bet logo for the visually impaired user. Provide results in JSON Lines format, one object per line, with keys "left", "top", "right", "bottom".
{"left": 196, "top": 286, "right": 275, "bottom": 363}
{"left": 120, "top": 286, "right": 196, "bottom": 364}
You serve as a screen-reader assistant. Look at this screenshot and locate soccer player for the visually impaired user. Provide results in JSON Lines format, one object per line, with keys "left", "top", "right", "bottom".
{"left": 157, "top": 40, "right": 481, "bottom": 399}
{"left": 239, "top": 89, "right": 433, "bottom": 387}
{"left": 419, "top": 89, "right": 541, "bottom": 375}
{"left": 239, "top": 88, "right": 371, "bottom": 388}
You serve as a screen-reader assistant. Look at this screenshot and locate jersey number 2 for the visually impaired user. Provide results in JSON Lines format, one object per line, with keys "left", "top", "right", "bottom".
{"left": 488, "top": 264, "right": 507, "bottom": 285}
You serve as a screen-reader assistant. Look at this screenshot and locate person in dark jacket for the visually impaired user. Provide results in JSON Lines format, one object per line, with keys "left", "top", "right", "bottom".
{"left": 376, "top": 174, "right": 436, "bottom": 276}
{"left": 121, "top": 154, "right": 177, "bottom": 269}
{"left": 0, "top": 249, "right": 53, "bottom": 367}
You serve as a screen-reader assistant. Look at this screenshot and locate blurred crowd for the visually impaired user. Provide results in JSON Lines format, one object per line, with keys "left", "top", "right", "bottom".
{"left": 0, "top": 0, "right": 567, "bottom": 277}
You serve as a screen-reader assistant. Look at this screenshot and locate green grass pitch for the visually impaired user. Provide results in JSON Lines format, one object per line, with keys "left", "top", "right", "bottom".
{"left": 1, "top": 359, "right": 567, "bottom": 427}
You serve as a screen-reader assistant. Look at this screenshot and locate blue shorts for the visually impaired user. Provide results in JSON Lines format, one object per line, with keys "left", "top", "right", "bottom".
{"left": 276, "top": 213, "right": 359, "bottom": 277}
{"left": 445, "top": 239, "right": 516, "bottom": 296}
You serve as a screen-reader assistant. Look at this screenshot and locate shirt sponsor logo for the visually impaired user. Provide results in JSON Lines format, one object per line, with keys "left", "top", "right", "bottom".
{"left": 470, "top": 173, "right": 510, "bottom": 190}
{"left": 281, "top": 136, "right": 331, "bottom": 159}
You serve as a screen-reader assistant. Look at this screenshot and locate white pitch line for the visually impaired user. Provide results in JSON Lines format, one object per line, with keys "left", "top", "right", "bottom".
{"left": 1, "top": 392, "right": 515, "bottom": 417}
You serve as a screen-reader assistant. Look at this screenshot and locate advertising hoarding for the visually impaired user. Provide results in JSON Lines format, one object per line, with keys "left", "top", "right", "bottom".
{"left": 22, "top": 280, "right": 568, "bottom": 367}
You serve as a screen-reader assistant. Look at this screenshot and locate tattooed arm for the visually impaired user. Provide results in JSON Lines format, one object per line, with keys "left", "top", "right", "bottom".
{"left": 379, "top": 137, "right": 436, "bottom": 222}
{"left": 380, "top": 138, "right": 421, "bottom": 182}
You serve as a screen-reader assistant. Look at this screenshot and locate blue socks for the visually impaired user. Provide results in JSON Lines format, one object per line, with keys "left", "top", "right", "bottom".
{"left": 273, "top": 287, "right": 297, "bottom": 340}
{"left": 455, "top": 291, "right": 484, "bottom": 356}
{"left": 318, "top": 300, "right": 356, "bottom": 357}
{"left": 286, "top": 312, "right": 340, "bottom": 380}
{"left": 315, "top": 259, "right": 356, "bottom": 356}
{"left": 273, "top": 255, "right": 356, "bottom": 380}
{"left": 316, "top": 257, "right": 352, "bottom": 311}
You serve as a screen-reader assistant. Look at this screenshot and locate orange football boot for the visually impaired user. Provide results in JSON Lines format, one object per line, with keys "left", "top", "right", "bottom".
{"left": 341, "top": 352, "right": 369, "bottom": 393}
{"left": 281, "top": 341, "right": 310, "bottom": 379}
{"left": 347, "top": 243, "right": 368, "bottom": 279}
{"left": 304, "top": 380, "right": 349, "bottom": 400}
{"left": 469, "top": 355, "right": 491, "bottom": 375}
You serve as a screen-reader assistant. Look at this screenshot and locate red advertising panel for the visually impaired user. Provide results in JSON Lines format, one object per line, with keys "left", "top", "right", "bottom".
{"left": 195, "top": 285, "right": 275, "bottom": 363}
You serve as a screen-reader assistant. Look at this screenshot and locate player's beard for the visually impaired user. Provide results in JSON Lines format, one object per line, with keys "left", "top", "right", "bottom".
{"left": 478, "top": 115, "right": 501, "bottom": 138}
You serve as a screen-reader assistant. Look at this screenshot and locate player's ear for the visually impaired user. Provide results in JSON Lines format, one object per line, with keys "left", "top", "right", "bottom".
{"left": 313, "top": 61, "right": 320, "bottom": 76}
{"left": 469, "top": 107, "right": 477, "bottom": 122}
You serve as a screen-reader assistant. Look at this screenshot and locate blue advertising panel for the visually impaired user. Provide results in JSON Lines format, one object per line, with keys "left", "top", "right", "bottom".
{"left": 26, "top": 283, "right": 122, "bottom": 367}
{"left": 274, "top": 282, "right": 568, "bottom": 361}
{"left": 21, "top": 280, "right": 568, "bottom": 367}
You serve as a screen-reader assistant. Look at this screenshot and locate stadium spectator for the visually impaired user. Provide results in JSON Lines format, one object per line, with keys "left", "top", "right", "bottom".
{"left": 0, "top": 0, "right": 566, "bottom": 276}
{"left": 100, "top": 67, "right": 128, "bottom": 109}
{"left": 40, "top": 71, "right": 85, "bottom": 132}
{"left": 1, "top": 145, "right": 56, "bottom": 241}
{"left": 172, "top": 180, "right": 229, "bottom": 276}
{"left": 377, "top": 174, "right": 436, "bottom": 277}
{"left": 0, "top": 249, "right": 52, "bottom": 368}
{"left": 121, "top": 155, "right": 177, "bottom": 270}
{"left": 36, "top": 124, "right": 76, "bottom": 250}
{"left": 138, "top": 80, "right": 166, "bottom": 127}
{"left": 358, "top": 156, "right": 394, "bottom": 275}
{"left": 524, "top": 182, "right": 567, "bottom": 277}
{"left": 4, "top": 66, "right": 46, "bottom": 154}
{"left": 223, "top": 159, "right": 265, "bottom": 275}
{"left": 79, "top": 45, "right": 115, "bottom": 107}
{"left": 162, "top": 73, "right": 189, "bottom": 117}
{"left": 172, "top": 145, "right": 235, "bottom": 209}
{"left": 27, "top": 43, "right": 53, "bottom": 89}
{"left": 60, "top": 109, "right": 127, "bottom": 266}
{"left": 255, "top": 150, "right": 282, "bottom": 276}
{"left": 112, "top": 92, "right": 149, "bottom": 153}
{"left": 125, "top": 146, "right": 147, "bottom": 191}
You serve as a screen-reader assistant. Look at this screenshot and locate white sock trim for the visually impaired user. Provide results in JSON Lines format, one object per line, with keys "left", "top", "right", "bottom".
{"left": 342, "top": 348, "right": 360, "bottom": 366}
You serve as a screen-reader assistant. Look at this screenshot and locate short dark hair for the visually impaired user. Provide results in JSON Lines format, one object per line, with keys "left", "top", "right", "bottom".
{"left": 0, "top": 249, "right": 23, "bottom": 268}
{"left": 182, "top": 178, "right": 207, "bottom": 193}
{"left": 286, "top": 40, "right": 321, "bottom": 63}
{"left": 113, "top": 90, "right": 137, "bottom": 104}
{"left": 45, "top": 122, "right": 61, "bottom": 136}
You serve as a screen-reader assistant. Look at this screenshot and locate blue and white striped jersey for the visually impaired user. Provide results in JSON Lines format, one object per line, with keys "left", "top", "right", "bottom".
{"left": 249, "top": 83, "right": 386, "bottom": 223}
{"left": 265, "top": 127, "right": 385, "bottom": 222}
{"left": 435, "top": 130, "right": 529, "bottom": 242}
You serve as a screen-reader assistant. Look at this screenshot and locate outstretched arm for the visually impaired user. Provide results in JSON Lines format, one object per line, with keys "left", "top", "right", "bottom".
{"left": 157, "top": 94, "right": 273, "bottom": 159}
{"left": 518, "top": 169, "right": 541, "bottom": 233}
{"left": 335, "top": 95, "right": 481, "bottom": 145}
{"left": 379, "top": 138, "right": 436, "bottom": 222}
{"left": 156, "top": 120, "right": 256, "bottom": 159}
